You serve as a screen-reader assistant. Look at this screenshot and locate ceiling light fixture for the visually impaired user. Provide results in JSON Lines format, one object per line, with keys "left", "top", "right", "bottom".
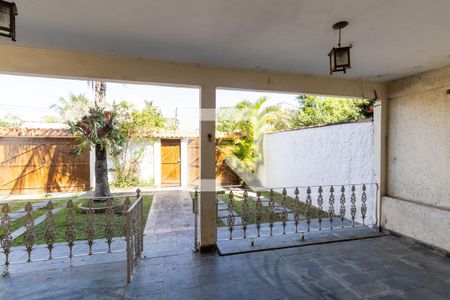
{"left": 328, "top": 21, "right": 351, "bottom": 75}
{"left": 0, "top": 0, "right": 17, "bottom": 41}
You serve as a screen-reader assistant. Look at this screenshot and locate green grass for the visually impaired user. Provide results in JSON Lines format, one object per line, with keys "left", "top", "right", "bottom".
{"left": 0, "top": 194, "right": 82, "bottom": 235}
{"left": 0, "top": 200, "right": 67, "bottom": 241}
{"left": 0, "top": 195, "right": 153, "bottom": 247}
{"left": 218, "top": 190, "right": 328, "bottom": 227}
{"left": 218, "top": 193, "right": 282, "bottom": 226}
{"left": 261, "top": 191, "right": 323, "bottom": 219}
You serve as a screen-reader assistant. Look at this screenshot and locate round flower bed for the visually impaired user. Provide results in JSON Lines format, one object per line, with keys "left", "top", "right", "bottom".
{"left": 77, "top": 198, "right": 124, "bottom": 214}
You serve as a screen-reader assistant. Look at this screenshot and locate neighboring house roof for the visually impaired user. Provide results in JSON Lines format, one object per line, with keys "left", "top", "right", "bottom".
{"left": 0, "top": 127, "right": 239, "bottom": 139}
{"left": 0, "top": 127, "right": 73, "bottom": 137}
{"left": 154, "top": 131, "right": 239, "bottom": 139}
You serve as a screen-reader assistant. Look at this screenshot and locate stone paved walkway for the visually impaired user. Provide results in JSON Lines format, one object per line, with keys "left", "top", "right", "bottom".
{"left": 143, "top": 190, "right": 195, "bottom": 258}
{"left": 11, "top": 205, "right": 65, "bottom": 239}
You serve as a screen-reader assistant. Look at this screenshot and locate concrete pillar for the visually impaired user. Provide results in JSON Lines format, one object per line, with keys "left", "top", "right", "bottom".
{"left": 154, "top": 140, "right": 161, "bottom": 188}
{"left": 180, "top": 138, "right": 189, "bottom": 188}
{"left": 199, "top": 85, "right": 217, "bottom": 251}
{"left": 373, "top": 97, "right": 388, "bottom": 229}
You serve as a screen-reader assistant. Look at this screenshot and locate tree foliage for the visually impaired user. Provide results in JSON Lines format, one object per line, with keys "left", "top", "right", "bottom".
{"left": 217, "top": 95, "right": 374, "bottom": 173}
{"left": 291, "top": 95, "right": 372, "bottom": 128}
{"left": 51, "top": 93, "right": 91, "bottom": 121}
{"left": 112, "top": 100, "right": 166, "bottom": 187}
{"left": 65, "top": 104, "right": 126, "bottom": 156}
{"left": 116, "top": 100, "right": 166, "bottom": 140}
{"left": 217, "top": 97, "right": 283, "bottom": 171}
{"left": 0, "top": 114, "right": 24, "bottom": 127}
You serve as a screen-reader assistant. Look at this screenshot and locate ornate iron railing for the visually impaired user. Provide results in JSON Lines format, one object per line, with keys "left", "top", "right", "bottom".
{"left": 216, "top": 183, "right": 378, "bottom": 241}
{"left": 125, "top": 191, "right": 144, "bottom": 283}
{"left": 0, "top": 189, "right": 144, "bottom": 284}
{"left": 192, "top": 189, "right": 199, "bottom": 252}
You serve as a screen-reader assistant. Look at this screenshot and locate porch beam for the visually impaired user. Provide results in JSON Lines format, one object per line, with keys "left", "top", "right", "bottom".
{"left": 199, "top": 85, "right": 217, "bottom": 251}
{"left": 0, "top": 45, "right": 386, "bottom": 98}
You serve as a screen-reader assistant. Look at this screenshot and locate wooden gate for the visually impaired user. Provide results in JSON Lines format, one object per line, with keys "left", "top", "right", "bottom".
{"left": 188, "top": 139, "right": 200, "bottom": 186}
{"left": 0, "top": 137, "right": 90, "bottom": 195}
{"left": 187, "top": 138, "right": 240, "bottom": 187}
{"left": 161, "top": 139, "right": 181, "bottom": 186}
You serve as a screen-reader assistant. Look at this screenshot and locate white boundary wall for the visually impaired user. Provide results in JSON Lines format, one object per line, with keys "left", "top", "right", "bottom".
{"left": 257, "top": 121, "right": 376, "bottom": 224}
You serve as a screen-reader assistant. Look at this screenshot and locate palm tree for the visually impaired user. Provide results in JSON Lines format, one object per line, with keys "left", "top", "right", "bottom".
{"left": 52, "top": 93, "right": 90, "bottom": 120}
{"left": 218, "top": 97, "right": 283, "bottom": 171}
{"left": 54, "top": 82, "right": 125, "bottom": 198}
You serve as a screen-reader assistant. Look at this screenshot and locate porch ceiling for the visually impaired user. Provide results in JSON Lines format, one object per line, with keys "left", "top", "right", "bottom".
{"left": 2, "top": 1, "right": 450, "bottom": 81}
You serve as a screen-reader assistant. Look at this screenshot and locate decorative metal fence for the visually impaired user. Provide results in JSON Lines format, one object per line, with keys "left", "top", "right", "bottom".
{"left": 125, "top": 191, "right": 144, "bottom": 283}
{"left": 216, "top": 183, "right": 378, "bottom": 241}
{"left": 0, "top": 189, "right": 144, "bottom": 284}
{"left": 192, "top": 189, "right": 199, "bottom": 252}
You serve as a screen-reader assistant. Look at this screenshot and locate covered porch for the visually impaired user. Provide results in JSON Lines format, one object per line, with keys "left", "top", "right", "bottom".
{"left": 0, "top": 0, "right": 449, "bottom": 299}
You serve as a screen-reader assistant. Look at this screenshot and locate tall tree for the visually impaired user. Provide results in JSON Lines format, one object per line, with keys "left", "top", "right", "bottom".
{"left": 291, "top": 95, "right": 372, "bottom": 129}
{"left": 0, "top": 114, "right": 24, "bottom": 127}
{"left": 217, "top": 97, "right": 282, "bottom": 171}
{"left": 111, "top": 100, "right": 166, "bottom": 187}
{"left": 54, "top": 82, "right": 126, "bottom": 197}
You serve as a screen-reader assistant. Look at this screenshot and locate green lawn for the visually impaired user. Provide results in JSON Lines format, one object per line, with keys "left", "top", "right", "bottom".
{"left": 1, "top": 195, "right": 153, "bottom": 247}
{"left": 261, "top": 190, "right": 323, "bottom": 219}
{"left": 0, "top": 200, "right": 67, "bottom": 242}
{"left": 189, "top": 190, "right": 333, "bottom": 228}
{"left": 218, "top": 190, "right": 327, "bottom": 226}
{"left": 189, "top": 190, "right": 325, "bottom": 227}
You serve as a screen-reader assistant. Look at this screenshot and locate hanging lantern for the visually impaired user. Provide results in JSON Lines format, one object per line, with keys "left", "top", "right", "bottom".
{"left": 0, "top": 1, "right": 18, "bottom": 41}
{"left": 328, "top": 21, "right": 351, "bottom": 75}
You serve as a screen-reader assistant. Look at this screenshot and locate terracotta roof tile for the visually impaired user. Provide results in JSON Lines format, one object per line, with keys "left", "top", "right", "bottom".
{"left": 0, "top": 127, "right": 239, "bottom": 139}
{"left": 0, "top": 127, "right": 72, "bottom": 137}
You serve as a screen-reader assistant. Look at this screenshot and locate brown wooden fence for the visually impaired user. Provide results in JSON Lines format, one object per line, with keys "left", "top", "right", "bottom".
{"left": 0, "top": 137, "right": 90, "bottom": 194}
{"left": 187, "top": 138, "right": 240, "bottom": 187}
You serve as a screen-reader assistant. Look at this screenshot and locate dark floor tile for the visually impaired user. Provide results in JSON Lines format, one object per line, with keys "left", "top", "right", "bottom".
{"left": 403, "top": 287, "right": 447, "bottom": 300}
{"left": 342, "top": 272, "right": 373, "bottom": 286}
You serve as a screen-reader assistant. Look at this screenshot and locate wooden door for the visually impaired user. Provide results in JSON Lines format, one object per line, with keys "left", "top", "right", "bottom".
{"left": 187, "top": 138, "right": 240, "bottom": 187}
{"left": 0, "top": 137, "right": 90, "bottom": 194}
{"left": 161, "top": 139, "right": 181, "bottom": 186}
{"left": 188, "top": 138, "right": 199, "bottom": 186}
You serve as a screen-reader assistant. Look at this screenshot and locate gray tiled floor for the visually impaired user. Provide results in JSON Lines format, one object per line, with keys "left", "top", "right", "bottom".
{"left": 1, "top": 190, "right": 449, "bottom": 300}
{"left": 124, "top": 235, "right": 450, "bottom": 300}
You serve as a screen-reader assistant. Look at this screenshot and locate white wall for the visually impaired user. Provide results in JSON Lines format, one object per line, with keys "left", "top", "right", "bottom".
{"left": 106, "top": 140, "right": 156, "bottom": 187}
{"left": 258, "top": 122, "right": 375, "bottom": 188}
{"left": 257, "top": 122, "right": 376, "bottom": 224}
{"left": 383, "top": 65, "right": 450, "bottom": 251}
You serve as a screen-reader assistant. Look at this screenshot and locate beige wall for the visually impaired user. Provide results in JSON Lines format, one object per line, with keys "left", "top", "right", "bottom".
{"left": 0, "top": 45, "right": 385, "bottom": 98}
{"left": 383, "top": 65, "right": 450, "bottom": 251}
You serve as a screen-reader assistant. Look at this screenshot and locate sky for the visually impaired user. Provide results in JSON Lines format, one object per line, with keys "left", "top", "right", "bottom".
{"left": 0, "top": 74, "right": 299, "bottom": 129}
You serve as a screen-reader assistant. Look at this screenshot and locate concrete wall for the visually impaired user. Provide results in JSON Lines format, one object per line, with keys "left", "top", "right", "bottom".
{"left": 103, "top": 139, "right": 194, "bottom": 188}
{"left": 106, "top": 140, "right": 156, "bottom": 187}
{"left": 257, "top": 122, "right": 376, "bottom": 224}
{"left": 384, "top": 65, "right": 450, "bottom": 251}
{"left": 258, "top": 122, "right": 375, "bottom": 188}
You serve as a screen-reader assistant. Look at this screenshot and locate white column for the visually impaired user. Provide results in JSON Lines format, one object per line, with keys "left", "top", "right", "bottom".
{"left": 180, "top": 138, "right": 189, "bottom": 188}
{"left": 373, "top": 97, "right": 388, "bottom": 229}
{"left": 154, "top": 140, "right": 162, "bottom": 188}
{"left": 199, "top": 85, "right": 217, "bottom": 251}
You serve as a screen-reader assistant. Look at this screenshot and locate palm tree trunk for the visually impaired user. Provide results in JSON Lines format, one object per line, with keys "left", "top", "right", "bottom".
{"left": 94, "top": 81, "right": 106, "bottom": 107}
{"left": 95, "top": 144, "right": 111, "bottom": 198}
